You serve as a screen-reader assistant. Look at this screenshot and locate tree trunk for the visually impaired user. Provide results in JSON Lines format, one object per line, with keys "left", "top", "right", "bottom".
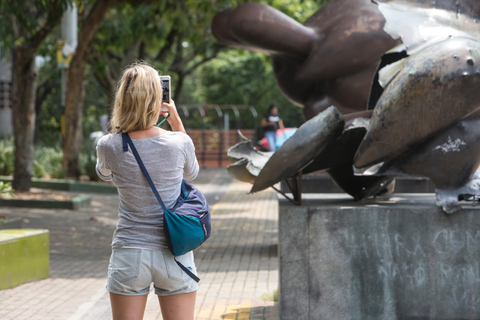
{"left": 62, "top": 0, "right": 117, "bottom": 178}
{"left": 11, "top": 47, "right": 37, "bottom": 191}
{"left": 173, "top": 72, "right": 185, "bottom": 101}
{"left": 63, "top": 59, "right": 86, "bottom": 178}
{"left": 8, "top": 2, "right": 64, "bottom": 191}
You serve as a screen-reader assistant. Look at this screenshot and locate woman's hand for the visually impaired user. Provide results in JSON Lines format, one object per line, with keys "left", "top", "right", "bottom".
{"left": 161, "top": 99, "right": 177, "bottom": 115}
{"left": 161, "top": 99, "right": 186, "bottom": 134}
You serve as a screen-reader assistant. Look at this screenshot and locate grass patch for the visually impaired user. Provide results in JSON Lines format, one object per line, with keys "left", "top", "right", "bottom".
{"left": 262, "top": 288, "right": 279, "bottom": 302}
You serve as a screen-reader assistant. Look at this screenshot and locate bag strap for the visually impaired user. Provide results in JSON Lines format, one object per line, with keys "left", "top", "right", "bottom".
{"left": 122, "top": 132, "right": 167, "bottom": 211}
{"left": 175, "top": 258, "right": 200, "bottom": 282}
{"left": 122, "top": 132, "right": 200, "bottom": 283}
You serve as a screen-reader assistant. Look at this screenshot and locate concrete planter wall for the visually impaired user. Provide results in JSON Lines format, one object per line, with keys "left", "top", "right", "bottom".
{"left": 0, "top": 229, "right": 49, "bottom": 290}
{"left": 0, "top": 176, "right": 117, "bottom": 194}
{"left": 0, "top": 194, "right": 90, "bottom": 210}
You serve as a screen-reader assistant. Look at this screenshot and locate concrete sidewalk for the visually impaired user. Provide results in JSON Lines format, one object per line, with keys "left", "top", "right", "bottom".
{"left": 0, "top": 168, "right": 279, "bottom": 320}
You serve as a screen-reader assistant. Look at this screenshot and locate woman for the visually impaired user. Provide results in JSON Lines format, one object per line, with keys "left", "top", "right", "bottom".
{"left": 261, "top": 103, "right": 285, "bottom": 151}
{"left": 96, "top": 63, "right": 199, "bottom": 320}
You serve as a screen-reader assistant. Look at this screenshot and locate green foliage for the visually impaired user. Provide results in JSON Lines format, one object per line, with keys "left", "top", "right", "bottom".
{"left": 30, "top": 0, "right": 318, "bottom": 147}
{"left": 184, "top": 51, "right": 304, "bottom": 129}
{"left": 266, "top": 0, "right": 328, "bottom": 22}
{"left": 0, "top": 109, "right": 100, "bottom": 181}
{"left": 5, "top": 0, "right": 325, "bottom": 182}
{"left": 0, "top": 0, "right": 71, "bottom": 48}
{"left": 35, "top": 37, "right": 64, "bottom": 147}
{"left": 90, "top": 0, "right": 255, "bottom": 104}
{"left": 80, "top": 152, "right": 99, "bottom": 181}
{"left": 199, "top": 51, "right": 274, "bottom": 105}
{"left": 0, "top": 137, "right": 14, "bottom": 176}
{"left": 0, "top": 137, "right": 66, "bottom": 179}
{"left": 80, "top": 127, "right": 101, "bottom": 181}
{"left": 83, "top": 103, "right": 107, "bottom": 138}
{"left": 175, "top": 0, "right": 327, "bottom": 129}
{"left": 177, "top": 0, "right": 328, "bottom": 129}
{"left": 262, "top": 288, "right": 279, "bottom": 302}
{"left": 33, "top": 146, "right": 65, "bottom": 179}
{"left": 0, "top": 182, "right": 14, "bottom": 197}
{"left": 34, "top": 53, "right": 108, "bottom": 147}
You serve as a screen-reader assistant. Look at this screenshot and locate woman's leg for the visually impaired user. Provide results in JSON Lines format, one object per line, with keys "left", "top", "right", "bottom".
{"left": 110, "top": 293, "right": 148, "bottom": 320}
{"left": 265, "top": 131, "right": 277, "bottom": 151}
{"left": 158, "top": 291, "right": 197, "bottom": 320}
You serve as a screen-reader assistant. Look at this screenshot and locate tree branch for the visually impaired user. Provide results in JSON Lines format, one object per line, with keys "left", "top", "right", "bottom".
{"left": 122, "top": 39, "right": 142, "bottom": 65}
{"left": 23, "top": 2, "right": 64, "bottom": 58}
{"left": 35, "top": 81, "right": 55, "bottom": 115}
{"left": 184, "top": 52, "right": 219, "bottom": 76}
{"left": 107, "top": 50, "right": 123, "bottom": 61}
{"left": 154, "top": 27, "right": 177, "bottom": 61}
{"left": 170, "top": 50, "right": 196, "bottom": 71}
{"left": 138, "top": 40, "right": 146, "bottom": 60}
{"left": 169, "top": 35, "right": 184, "bottom": 72}
{"left": 92, "top": 69, "right": 114, "bottom": 96}
{"left": 73, "top": 0, "right": 118, "bottom": 63}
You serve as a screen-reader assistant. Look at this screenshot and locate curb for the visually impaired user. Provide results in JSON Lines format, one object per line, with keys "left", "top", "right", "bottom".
{"left": 0, "top": 194, "right": 91, "bottom": 210}
{"left": 0, "top": 176, "right": 117, "bottom": 194}
{"left": 0, "top": 217, "right": 22, "bottom": 230}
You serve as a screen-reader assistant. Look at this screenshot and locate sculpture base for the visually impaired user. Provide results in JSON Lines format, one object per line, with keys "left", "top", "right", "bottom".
{"left": 280, "top": 173, "right": 435, "bottom": 193}
{"left": 279, "top": 194, "right": 480, "bottom": 320}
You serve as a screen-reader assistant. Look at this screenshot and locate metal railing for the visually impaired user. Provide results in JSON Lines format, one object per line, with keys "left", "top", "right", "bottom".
{"left": 178, "top": 105, "right": 258, "bottom": 168}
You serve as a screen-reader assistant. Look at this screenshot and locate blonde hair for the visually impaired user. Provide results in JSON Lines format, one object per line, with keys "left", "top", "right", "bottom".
{"left": 109, "top": 63, "right": 162, "bottom": 133}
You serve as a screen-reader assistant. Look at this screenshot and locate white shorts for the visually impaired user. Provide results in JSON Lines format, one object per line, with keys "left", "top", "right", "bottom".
{"left": 106, "top": 248, "right": 198, "bottom": 296}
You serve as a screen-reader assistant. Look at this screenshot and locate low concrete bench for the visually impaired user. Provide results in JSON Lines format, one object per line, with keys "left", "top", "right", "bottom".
{"left": 0, "top": 229, "right": 49, "bottom": 290}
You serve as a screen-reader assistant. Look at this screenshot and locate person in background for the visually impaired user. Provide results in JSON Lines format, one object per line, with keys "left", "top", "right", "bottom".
{"left": 96, "top": 62, "right": 199, "bottom": 320}
{"left": 261, "top": 103, "right": 284, "bottom": 151}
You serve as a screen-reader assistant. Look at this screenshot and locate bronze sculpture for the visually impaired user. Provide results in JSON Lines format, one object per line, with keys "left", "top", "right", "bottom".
{"left": 212, "top": 0, "right": 399, "bottom": 119}
{"left": 356, "top": 0, "right": 480, "bottom": 212}
{"left": 213, "top": 0, "right": 480, "bottom": 213}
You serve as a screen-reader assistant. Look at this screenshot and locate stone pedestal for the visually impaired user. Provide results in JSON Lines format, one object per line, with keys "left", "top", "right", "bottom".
{"left": 279, "top": 194, "right": 480, "bottom": 320}
{"left": 280, "top": 174, "right": 435, "bottom": 194}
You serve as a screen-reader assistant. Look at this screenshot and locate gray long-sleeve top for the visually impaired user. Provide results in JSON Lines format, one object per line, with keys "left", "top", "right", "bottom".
{"left": 96, "top": 132, "right": 199, "bottom": 250}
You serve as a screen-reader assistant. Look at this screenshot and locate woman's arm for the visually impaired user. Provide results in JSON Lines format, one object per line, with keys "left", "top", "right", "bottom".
{"left": 163, "top": 100, "right": 186, "bottom": 134}
{"left": 183, "top": 137, "right": 200, "bottom": 181}
{"left": 261, "top": 117, "right": 268, "bottom": 127}
{"left": 95, "top": 138, "right": 113, "bottom": 181}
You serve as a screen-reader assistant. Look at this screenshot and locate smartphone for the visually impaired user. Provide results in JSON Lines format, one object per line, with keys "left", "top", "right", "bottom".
{"left": 159, "top": 75, "right": 171, "bottom": 105}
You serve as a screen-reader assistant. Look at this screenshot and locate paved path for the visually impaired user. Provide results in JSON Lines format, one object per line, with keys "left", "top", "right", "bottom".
{"left": 0, "top": 169, "right": 279, "bottom": 320}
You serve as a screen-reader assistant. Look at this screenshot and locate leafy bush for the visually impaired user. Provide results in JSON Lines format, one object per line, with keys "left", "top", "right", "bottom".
{"left": 80, "top": 150, "right": 100, "bottom": 181}
{"left": 0, "top": 137, "right": 65, "bottom": 179}
{"left": 0, "top": 136, "right": 14, "bottom": 176}
{"left": 80, "top": 134, "right": 101, "bottom": 181}
{"left": 0, "top": 182, "right": 14, "bottom": 198}
{"left": 0, "top": 136, "right": 102, "bottom": 181}
{"left": 33, "top": 147, "right": 65, "bottom": 179}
